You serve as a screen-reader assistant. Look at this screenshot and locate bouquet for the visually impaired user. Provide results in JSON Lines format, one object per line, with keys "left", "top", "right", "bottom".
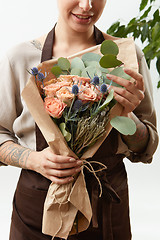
{"left": 22, "top": 38, "right": 138, "bottom": 239}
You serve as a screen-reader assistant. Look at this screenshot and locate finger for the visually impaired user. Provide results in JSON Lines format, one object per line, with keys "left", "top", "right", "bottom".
{"left": 106, "top": 74, "right": 136, "bottom": 93}
{"left": 109, "top": 85, "right": 144, "bottom": 105}
{"left": 124, "top": 68, "right": 145, "bottom": 91}
{"left": 49, "top": 175, "right": 74, "bottom": 185}
{"left": 47, "top": 166, "right": 81, "bottom": 178}
{"left": 106, "top": 74, "right": 144, "bottom": 102}
{"left": 114, "top": 93, "right": 135, "bottom": 113}
{"left": 46, "top": 160, "right": 83, "bottom": 170}
{"left": 43, "top": 150, "right": 77, "bottom": 163}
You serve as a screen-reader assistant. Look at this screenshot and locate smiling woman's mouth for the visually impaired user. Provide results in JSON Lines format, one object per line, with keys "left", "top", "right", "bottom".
{"left": 71, "top": 13, "right": 93, "bottom": 23}
{"left": 73, "top": 14, "right": 91, "bottom": 19}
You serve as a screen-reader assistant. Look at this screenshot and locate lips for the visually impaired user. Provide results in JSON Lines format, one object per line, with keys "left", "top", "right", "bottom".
{"left": 73, "top": 14, "right": 92, "bottom": 19}
{"left": 72, "top": 13, "right": 94, "bottom": 23}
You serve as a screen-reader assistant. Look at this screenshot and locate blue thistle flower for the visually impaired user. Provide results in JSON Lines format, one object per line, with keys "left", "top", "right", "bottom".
{"left": 92, "top": 76, "right": 99, "bottom": 85}
{"left": 72, "top": 85, "right": 79, "bottom": 94}
{"left": 31, "top": 67, "right": 39, "bottom": 76}
{"left": 73, "top": 99, "right": 83, "bottom": 111}
{"left": 38, "top": 72, "right": 45, "bottom": 81}
{"left": 100, "top": 83, "right": 107, "bottom": 93}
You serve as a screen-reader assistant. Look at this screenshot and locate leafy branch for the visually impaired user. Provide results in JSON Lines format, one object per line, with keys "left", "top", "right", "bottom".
{"left": 107, "top": 0, "right": 160, "bottom": 88}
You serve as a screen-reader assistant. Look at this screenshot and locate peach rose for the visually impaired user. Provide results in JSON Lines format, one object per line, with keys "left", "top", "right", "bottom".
{"left": 73, "top": 76, "right": 91, "bottom": 86}
{"left": 58, "top": 75, "right": 76, "bottom": 83}
{"left": 56, "top": 87, "right": 74, "bottom": 106}
{"left": 43, "top": 81, "right": 71, "bottom": 97}
{"left": 44, "top": 97, "right": 67, "bottom": 119}
{"left": 78, "top": 85, "right": 97, "bottom": 102}
{"left": 90, "top": 85, "right": 102, "bottom": 101}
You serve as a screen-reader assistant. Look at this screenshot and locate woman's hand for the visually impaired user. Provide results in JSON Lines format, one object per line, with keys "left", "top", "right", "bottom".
{"left": 30, "top": 148, "right": 82, "bottom": 185}
{"left": 106, "top": 69, "right": 149, "bottom": 153}
{"left": 106, "top": 68, "right": 145, "bottom": 116}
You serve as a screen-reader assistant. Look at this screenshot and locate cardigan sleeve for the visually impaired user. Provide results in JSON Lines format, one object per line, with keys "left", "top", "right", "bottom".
{"left": 116, "top": 45, "right": 159, "bottom": 163}
{"left": 0, "top": 42, "right": 41, "bottom": 167}
{"left": 0, "top": 55, "right": 19, "bottom": 166}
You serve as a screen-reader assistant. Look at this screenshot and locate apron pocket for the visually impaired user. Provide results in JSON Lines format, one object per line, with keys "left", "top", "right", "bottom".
{"left": 11, "top": 184, "right": 51, "bottom": 240}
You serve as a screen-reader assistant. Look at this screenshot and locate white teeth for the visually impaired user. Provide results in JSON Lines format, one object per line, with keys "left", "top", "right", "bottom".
{"left": 75, "top": 15, "right": 90, "bottom": 19}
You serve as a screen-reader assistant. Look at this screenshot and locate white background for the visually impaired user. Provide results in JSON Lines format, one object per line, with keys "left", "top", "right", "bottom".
{"left": 0, "top": 0, "right": 160, "bottom": 239}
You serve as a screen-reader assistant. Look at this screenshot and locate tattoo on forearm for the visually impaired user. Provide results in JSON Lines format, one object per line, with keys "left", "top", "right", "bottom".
{"left": 0, "top": 142, "right": 32, "bottom": 169}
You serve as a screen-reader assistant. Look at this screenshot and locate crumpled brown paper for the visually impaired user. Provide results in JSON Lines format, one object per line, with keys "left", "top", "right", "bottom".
{"left": 22, "top": 37, "right": 138, "bottom": 239}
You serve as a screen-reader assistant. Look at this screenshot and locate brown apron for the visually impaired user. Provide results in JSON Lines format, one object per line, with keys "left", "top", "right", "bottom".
{"left": 9, "top": 26, "right": 131, "bottom": 240}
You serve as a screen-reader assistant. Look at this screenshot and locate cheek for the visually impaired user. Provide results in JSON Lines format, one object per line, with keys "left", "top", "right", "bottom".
{"left": 93, "top": 2, "right": 106, "bottom": 19}
{"left": 57, "top": 0, "right": 77, "bottom": 13}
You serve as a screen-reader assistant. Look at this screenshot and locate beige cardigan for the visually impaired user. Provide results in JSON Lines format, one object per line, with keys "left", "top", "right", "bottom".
{"left": 0, "top": 38, "right": 158, "bottom": 166}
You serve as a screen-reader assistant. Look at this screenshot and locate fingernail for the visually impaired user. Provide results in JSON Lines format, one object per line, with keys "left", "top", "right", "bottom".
{"left": 124, "top": 68, "right": 130, "bottom": 72}
{"left": 77, "top": 160, "right": 83, "bottom": 165}
{"left": 69, "top": 158, "right": 76, "bottom": 162}
{"left": 106, "top": 74, "right": 112, "bottom": 79}
{"left": 69, "top": 177, "right": 74, "bottom": 182}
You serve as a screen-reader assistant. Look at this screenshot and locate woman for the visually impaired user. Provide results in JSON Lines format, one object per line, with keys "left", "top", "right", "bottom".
{"left": 0, "top": 0, "right": 158, "bottom": 239}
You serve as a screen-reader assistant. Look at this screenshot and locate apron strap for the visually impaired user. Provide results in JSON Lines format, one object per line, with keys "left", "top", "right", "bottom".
{"left": 41, "top": 26, "right": 56, "bottom": 62}
{"left": 36, "top": 25, "right": 56, "bottom": 151}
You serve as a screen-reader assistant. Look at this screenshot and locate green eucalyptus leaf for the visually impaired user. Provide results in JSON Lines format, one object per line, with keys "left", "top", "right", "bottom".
{"left": 100, "top": 66, "right": 109, "bottom": 74}
{"left": 59, "top": 122, "right": 71, "bottom": 142}
{"left": 71, "top": 68, "right": 82, "bottom": 76}
{"left": 110, "top": 67, "right": 131, "bottom": 80}
{"left": 84, "top": 61, "right": 103, "bottom": 77}
{"left": 100, "top": 40, "right": 119, "bottom": 56}
{"left": 81, "top": 66, "right": 96, "bottom": 78}
{"left": 58, "top": 57, "right": 70, "bottom": 71}
{"left": 84, "top": 61, "right": 100, "bottom": 68}
{"left": 110, "top": 116, "right": 136, "bottom": 135}
{"left": 96, "top": 68, "right": 102, "bottom": 77}
{"left": 100, "top": 54, "right": 123, "bottom": 68}
{"left": 51, "top": 66, "right": 62, "bottom": 77}
{"left": 82, "top": 52, "right": 101, "bottom": 63}
{"left": 71, "top": 57, "right": 85, "bottom": 71}
{"left": 98, "top": 89, "right": 114, "bottom": 111}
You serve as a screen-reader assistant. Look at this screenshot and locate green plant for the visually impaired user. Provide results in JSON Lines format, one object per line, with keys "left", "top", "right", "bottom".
{"left": 107, "top": 0, "right": 160, "bottom": 88}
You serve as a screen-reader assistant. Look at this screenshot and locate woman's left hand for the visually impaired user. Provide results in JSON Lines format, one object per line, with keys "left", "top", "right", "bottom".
{"left": 106, "top": 68, "right": 145, "bottom": 116}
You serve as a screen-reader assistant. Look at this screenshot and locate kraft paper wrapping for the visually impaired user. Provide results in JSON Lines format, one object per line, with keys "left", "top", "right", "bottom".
{"left": 22, "top": 37, "right": 138, "bottom": 239}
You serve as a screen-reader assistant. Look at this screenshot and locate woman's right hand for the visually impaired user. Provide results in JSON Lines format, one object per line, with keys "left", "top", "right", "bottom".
{"left": 29, "top": 147, "right": 82, "bottom": 185}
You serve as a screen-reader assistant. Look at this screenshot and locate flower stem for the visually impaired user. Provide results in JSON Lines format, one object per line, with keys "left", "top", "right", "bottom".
{"left": 91, "top": 94, "right": 104, "bottom": 118}
{"left": 67, "top": 95, "right": 76, "bottom": 119}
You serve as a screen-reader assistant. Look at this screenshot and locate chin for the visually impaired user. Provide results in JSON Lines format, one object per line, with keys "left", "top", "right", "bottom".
{"left": 73, "top": 26, "right": 92, "bottom": 33}
{"left": 69, "top": 22, "right": 94, "bottom": 33}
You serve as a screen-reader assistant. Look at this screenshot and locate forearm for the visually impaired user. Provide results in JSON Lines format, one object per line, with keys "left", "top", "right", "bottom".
{"left": 0, "top": 141, "right": 35, "bottom": 169}
{"left": 0, "top": 141, "right": 81, "bottom": 184}
{"left": 122, "top": 112, "right": 149, "bottom": 153}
